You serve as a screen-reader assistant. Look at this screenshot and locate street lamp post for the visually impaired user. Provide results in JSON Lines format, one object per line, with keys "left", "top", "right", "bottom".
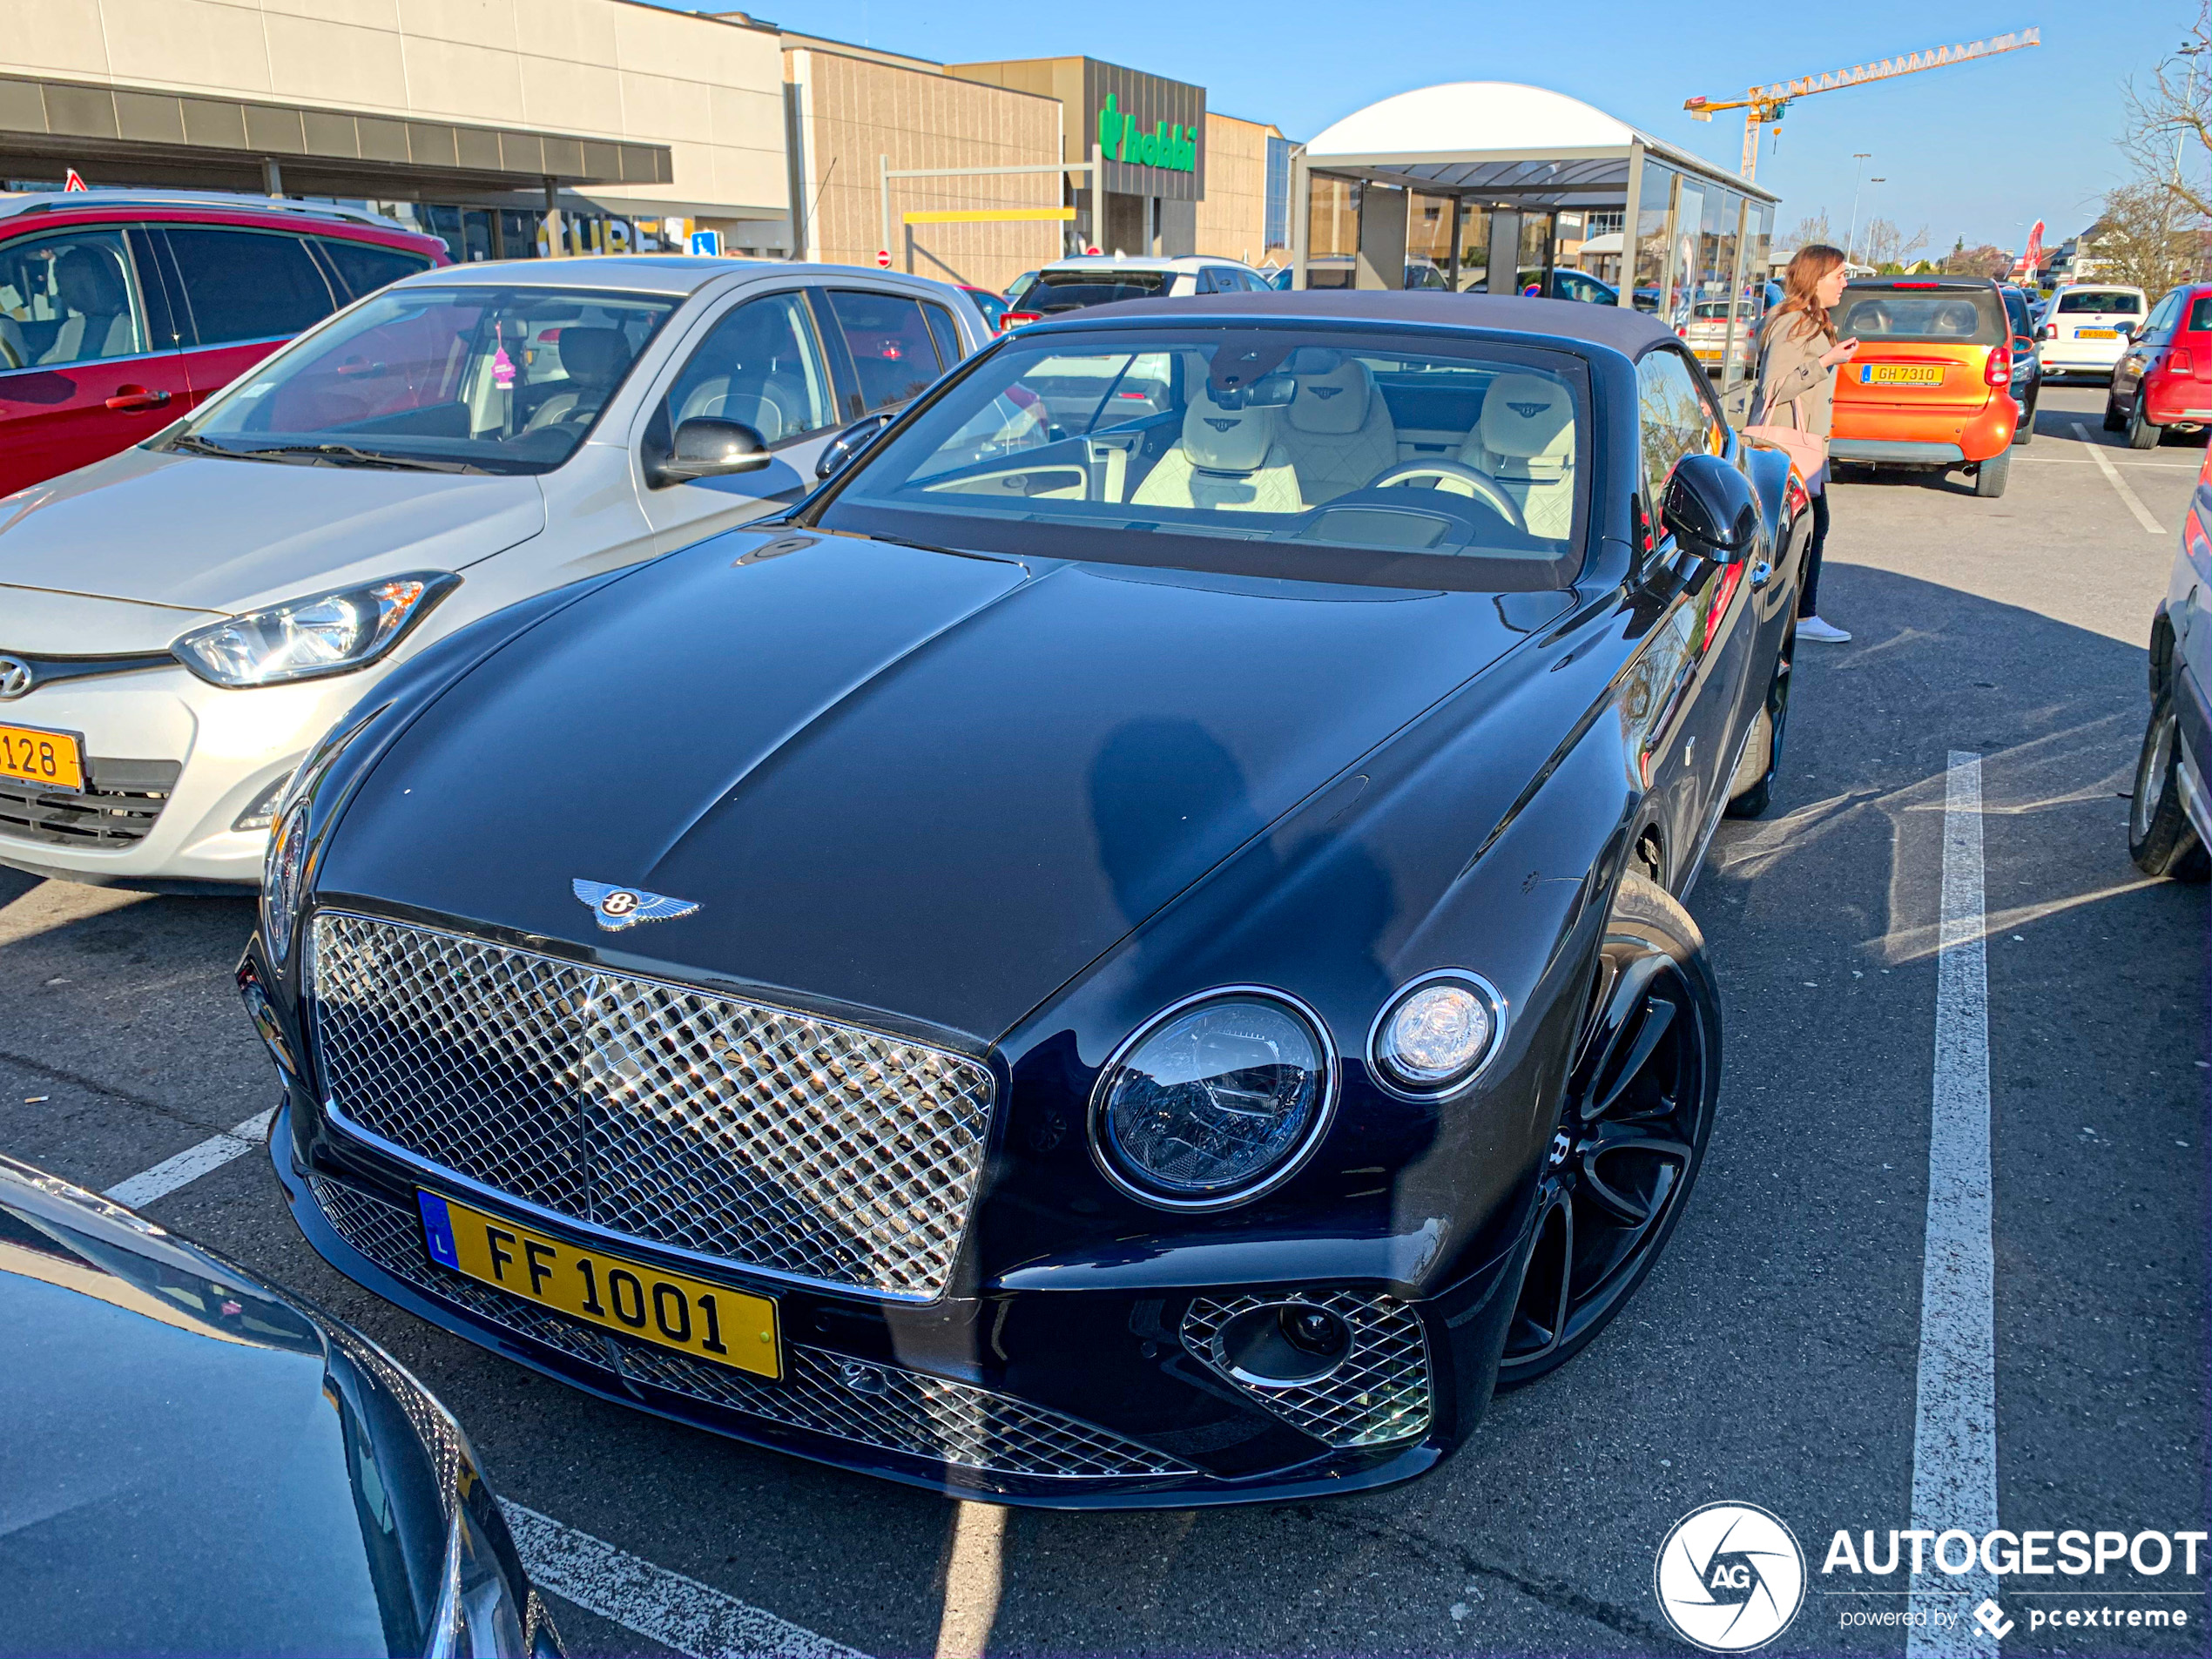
{"left": 1866, "top": 179, "right": 1886, "bottom": 266}
{"left": 1844, "top": 152, "right": 1872, "bottom": 265}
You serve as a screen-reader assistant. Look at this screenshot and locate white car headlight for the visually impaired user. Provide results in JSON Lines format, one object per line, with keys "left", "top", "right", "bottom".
{"left": 174, "top": 572, "right": 458, "bottom": 687}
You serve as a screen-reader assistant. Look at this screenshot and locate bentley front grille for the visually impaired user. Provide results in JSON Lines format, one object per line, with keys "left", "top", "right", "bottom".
{"left": 1181, "top": 1290, "right": 1433, "bottom": 1447}
{"left": 309, "top": 911, "right": 994, "bottom": 1301}
{"left": 311, "top": 1176, "right": 1192, "bottom": 1482}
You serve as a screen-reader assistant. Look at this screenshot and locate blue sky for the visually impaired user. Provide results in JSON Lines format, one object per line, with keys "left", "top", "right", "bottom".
{"left": 664, "top": 1, "right": 2196, "bottom": 255}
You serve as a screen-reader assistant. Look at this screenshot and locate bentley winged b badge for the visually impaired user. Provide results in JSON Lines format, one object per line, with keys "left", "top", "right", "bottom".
{"left": 572, "top": 878, "right": 699, "bottom": 932}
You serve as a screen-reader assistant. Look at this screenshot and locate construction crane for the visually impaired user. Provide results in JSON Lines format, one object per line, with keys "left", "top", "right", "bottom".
{"left": 1685, "top": 29, "right": 2040, "bottom": 182}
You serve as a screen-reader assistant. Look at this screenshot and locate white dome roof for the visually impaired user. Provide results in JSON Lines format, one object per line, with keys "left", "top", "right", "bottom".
{"left": 1306, "top": 83, "right": 1642, "bottom": 158}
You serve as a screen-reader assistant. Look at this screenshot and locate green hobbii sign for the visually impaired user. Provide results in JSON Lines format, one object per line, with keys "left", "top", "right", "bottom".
{"left": 1096, "top": 94, "right": 1196, "bottom": 173}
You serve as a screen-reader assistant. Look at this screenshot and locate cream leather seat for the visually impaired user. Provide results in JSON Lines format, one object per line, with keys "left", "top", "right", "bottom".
{"left": 1277, "top": 350, "right": 1397, "bottom": 503}
{"left": 1130, "top": 381, "right": 1303, "bottom": 514}
{"left": 1457, "top": 372, "right": 1577, "bottom": 538}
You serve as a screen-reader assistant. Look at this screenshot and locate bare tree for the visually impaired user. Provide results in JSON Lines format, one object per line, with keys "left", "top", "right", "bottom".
{"left": 1861, "top": 219, "right": 1929, "bottom": 270}
{"left": 2122, "top": 4, "right": 2212, "bottom": 219}
{"left": 1942, "top": 242, "right": 2014, "bottom": 279}
{"left": 2086, "top": 180, "right": 2206, "bottom": 293}
{"left": 1776, "top": 212, "right": 1833, "bottom": 253}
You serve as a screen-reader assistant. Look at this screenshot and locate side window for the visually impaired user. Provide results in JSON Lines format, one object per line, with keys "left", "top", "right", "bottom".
{"left": 0, "top": 228, "right": 148, "bottom": 370}
{"left": 316, "top": 238, "right": 436, "bottom": 304}
{"left": 662, "top": 291, "right": 836, "bottom": 445}
{"left": 163, "top": 228, "right": 334, "bottom": 347}
{"left": 2142, "top": 291, "right": 2182, "bottom": 344}
{"left": 824, "top": 289, "right": 941, "bottom": 413}
{"left": 1637, "top": 349, "right": 1723, "bottom": 512}
{"left": 921, "top": 301, "right": 962, "bottom": 370}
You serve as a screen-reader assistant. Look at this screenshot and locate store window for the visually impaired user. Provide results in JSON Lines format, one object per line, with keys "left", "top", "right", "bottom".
{"left": 1457, "top": 206, "right": 1490, "bottom": 292}
{"left": 1307, "top": 174, "right": 1357, "bottom": 287}
{"left": 1408, "top": 192, "right": 1455, "bottom": 288}
{"left": 0, "top": 229, "right": 148, "bottom": 370}
{"left": 1517, "top": 211, "right": 1554, "bottom": 295}
{"left": 164, "top": 227, "right": 335, "bottom": 347}
{"left": 1632, "top": 163, "right": 1677, "bottom": 314}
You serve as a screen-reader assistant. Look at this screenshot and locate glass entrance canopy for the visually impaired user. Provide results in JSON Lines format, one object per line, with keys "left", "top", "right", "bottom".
{"left": 1291, "top": 83, "right": 1781, "bottom": 389}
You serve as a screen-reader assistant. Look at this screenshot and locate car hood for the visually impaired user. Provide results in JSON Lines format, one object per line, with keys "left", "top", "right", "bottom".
{"left": 321, "top": 528, "right": 1548, "bottom": 1042}
{"left": 0, "top": 443, "right": 546, "bottom": 616}
{"left": 0, "top": 1159, "right": 452, "bottom": 1657}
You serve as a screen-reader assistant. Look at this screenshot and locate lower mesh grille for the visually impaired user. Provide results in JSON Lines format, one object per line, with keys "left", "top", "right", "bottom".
{"left": 1181, "top": 1291, "right": 1433, "bottom": 1447}
{"left": 0, "top": 758, "right": 179, "bottom": 848}
{"left": 311, "top": 1176, "right": 1192, "bottom": 1481}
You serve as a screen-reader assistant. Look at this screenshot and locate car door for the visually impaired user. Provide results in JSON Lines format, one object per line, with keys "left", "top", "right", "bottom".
{"left": 1635, "top": 347, "right": 1762, "bottom": 881}
{"left": 2119, "top": 289, "right": 2181, "bottom": 410}
{"left": 0, "top": 224, "right": 192, "bottom": 493}
{"left": 636, "top": 284, "right": 846, "bottom": 553}
{"left": 152, "top": 223, "right": 342, "bottom": 408}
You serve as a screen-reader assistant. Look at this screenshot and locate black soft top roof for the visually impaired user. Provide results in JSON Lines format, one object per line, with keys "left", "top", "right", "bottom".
{"left": 1045, "top": 288, "right": 1677, "bottom": 356}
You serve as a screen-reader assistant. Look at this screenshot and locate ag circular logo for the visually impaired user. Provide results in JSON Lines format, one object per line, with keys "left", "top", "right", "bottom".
{"left": 1654, "top": 1502, "right": 1806, "bottom": 1652}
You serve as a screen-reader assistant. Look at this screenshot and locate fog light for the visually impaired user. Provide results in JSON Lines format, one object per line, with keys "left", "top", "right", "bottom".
{"left": 1214, "top": 1300, "right": 1352, "bottom": 1387}
{"left": 232, "top": 776, "right": 289, "bottom": 833}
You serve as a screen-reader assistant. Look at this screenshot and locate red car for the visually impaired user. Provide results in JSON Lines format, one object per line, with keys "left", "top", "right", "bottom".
{"left": 0, "top": 190, "right": 448, "bottom": 494}
{"left": 2106, "top": 281, "right": 2212, "bottom": 450}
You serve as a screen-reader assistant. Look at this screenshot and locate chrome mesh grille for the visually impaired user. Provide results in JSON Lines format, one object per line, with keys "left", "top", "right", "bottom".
{"left": 311, "top": 1177, "right": 1190, "bottom": 1481}
{"left": 1181, "top": 1291, "right": 1433, "bottom": 1447}
{"left": 309, "top": 912, "right": 995, "bottom": 1299}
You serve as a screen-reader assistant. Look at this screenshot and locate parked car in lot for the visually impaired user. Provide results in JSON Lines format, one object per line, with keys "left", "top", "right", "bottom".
{"left": 1004, "top": 255, "right": 1273, "bottom": 322}
{"left": 2036, "top": 283, "right": 2148, "bottom": 381}
{"left": 959, "top": 284, "right": 1011, "bottom": 331}
{"left": 2133, "top": 436, "right": 2212, "bottom": 880}
{"left": 0, "top": 189, "right": 448, "bottom": 495}
{"left": 1828, "top": 275, "right": 2019, "bottom": 498}
{"left": 0, "top": 257, "right": 989, "bottom": 891}
{"left": 2104, "top": 282, "right": 2212, "bottom": 449}
{"left": 1999, "top": 283, "right": 2044, "bottom": 444}
{"left": 246, "top": 291, "right": 1808, "bottom": 1507}
{"left": 0, "top": 1154, "right": 560, "bottom": 1657}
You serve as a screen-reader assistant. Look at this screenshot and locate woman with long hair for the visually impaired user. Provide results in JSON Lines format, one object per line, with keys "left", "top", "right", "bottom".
{"left": 1751, "top": 244, "right": 1860, "bottom": 643}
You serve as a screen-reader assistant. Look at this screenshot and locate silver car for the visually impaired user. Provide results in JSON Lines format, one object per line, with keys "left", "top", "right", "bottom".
{"left": 0, "top": 256, "right": 988, "bottom": 888}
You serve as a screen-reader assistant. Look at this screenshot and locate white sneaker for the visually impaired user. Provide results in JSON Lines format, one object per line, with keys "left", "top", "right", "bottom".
{"left": 1797, "top": 616, "right": 1852, "bottom": 644}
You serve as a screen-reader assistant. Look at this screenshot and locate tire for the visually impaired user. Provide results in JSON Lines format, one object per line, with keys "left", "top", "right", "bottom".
{"left": 2128, "top": 395, "right": 2161, "bottom": 450}
{"left": 2012, "top": 386, "right": 2036, "bottom": 446}
{"left": 1725, "top": 624, "right": 1794, "bottom": 819}
{"left": 2105, "top": 393, "right": 2127, "bottom": 432}
{"left": 1495, "top": 873, "right": 1723, "bottom": 1389}
{"left": 1972, "top": 448, "right": 2012, "bottom": 498}
{"left": 2129, "top": 694, "right": 2211, "bottom": 881}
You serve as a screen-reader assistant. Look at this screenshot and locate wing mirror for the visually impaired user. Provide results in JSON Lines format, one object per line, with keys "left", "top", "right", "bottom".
{"left": 1661, "top": 454, "right": 1760, "bottom": 563}
{"left": 815, "top": 411, "right": 895, "bottom": 482}
{"left": 651, "top": 417, "right": 770, "bottom": 486}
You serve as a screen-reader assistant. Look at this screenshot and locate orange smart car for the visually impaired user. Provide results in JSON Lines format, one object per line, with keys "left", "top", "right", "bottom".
{"left": 1829, "top": 276, "right": 2019, "bottom": 498}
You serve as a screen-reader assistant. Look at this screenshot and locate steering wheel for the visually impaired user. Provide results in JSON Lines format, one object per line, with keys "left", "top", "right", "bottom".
{"left": 1365, "top": 459, "right": 1524, "bottom": 533}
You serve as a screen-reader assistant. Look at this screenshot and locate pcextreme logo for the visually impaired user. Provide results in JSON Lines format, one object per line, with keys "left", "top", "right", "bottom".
{"left": 1096, "top": 93, "right": 1197, "bottom": 173}
{"left": 1655, "top": 1503, "right": 1809, "bottom": 1652}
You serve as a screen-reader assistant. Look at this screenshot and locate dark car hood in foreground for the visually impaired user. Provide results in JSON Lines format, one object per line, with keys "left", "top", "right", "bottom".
{"left": 323, "top": 529, "right": 1554, "bottom": 1042}
{"left": 0, "top": 1159, "right": 448, "bottom": 1658}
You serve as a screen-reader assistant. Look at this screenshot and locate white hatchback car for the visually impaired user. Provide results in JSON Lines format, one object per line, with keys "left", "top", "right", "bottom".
{"left": 2038, "top": 284, "right": 2148, "bottom": 380}
{"left": 0, "top": 256, "right": 988, "bottom": 888}
{"left": 1002, "top": 254, "right": 1272, "bottom": 321}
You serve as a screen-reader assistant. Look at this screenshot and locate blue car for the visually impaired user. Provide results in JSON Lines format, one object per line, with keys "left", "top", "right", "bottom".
{"left": 246, "top": 290, "right": 1808, "bottom": 1508}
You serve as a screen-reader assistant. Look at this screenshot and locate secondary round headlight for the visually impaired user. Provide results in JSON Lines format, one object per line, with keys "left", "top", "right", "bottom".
{"left": 1089, "top": 990, "right": 1337, "bottom": 1210}
{"left": 262, "top": 799, "right": 309, "bottom": 966}
{"left": 1369, "top": 973, "right": 1504, "bottom": 1096}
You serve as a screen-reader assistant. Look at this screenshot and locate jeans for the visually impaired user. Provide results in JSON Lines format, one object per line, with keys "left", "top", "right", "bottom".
{"left": 1799, "top": 489, "right": 1829, "bottom": 619}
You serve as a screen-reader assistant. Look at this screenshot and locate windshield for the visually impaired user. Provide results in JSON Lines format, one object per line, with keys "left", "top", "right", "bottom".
{"left": 1013, "top": 269, "right": 1173, "bottom": 313}
{"left": 2056, "top": 290, "right": 2143, "bottom": 314}
{"left": 1837, "top": 287, "right": 2005, "bottom": 345}
{"left": 813, "top": 326, "right": 1588, "bottom": 591}
{"left": 169, "top": 285, "right": 679, "bottom": 474}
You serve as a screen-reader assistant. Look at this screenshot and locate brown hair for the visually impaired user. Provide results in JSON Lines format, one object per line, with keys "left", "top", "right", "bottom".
{"left": 1770, "top": 243, "right": 1845, "bottom": 344}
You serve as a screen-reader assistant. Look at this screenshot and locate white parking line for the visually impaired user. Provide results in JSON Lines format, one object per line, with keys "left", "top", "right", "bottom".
{"left": 1905, "top": 752, "right": 1999, "bottom": 1659}
{"left": 503, "top": 1503, "right": 867, "bottom": 1659}
{"left": 103, "top": 1109, "right": 275, "bottom": 1206}
{"left": 2070, "top": 422, "right": 2167, "bottom": 534}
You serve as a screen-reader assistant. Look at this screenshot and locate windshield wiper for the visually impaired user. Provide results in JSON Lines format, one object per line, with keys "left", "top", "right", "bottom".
{"left": 167, "top": 435, "right": 483, "bottom": 473}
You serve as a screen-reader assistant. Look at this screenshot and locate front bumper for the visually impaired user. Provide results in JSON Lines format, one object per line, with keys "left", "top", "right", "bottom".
{"left": 273, "top": 1101, "right": 1518, "bottom": 1508}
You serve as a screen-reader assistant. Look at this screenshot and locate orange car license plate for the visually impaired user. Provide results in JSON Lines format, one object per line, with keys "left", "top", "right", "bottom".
{"left": 2077, "top": 327, "right": 2120, "bottom": 340}
{"left": 1862, "top": 364, "right": 1945, "bottom": 385}
{"left": 0, "top": 722, "right": 86, "bottom": 792}
{"left": 417, "top": 1190, "right": 780, "bottom": 1379}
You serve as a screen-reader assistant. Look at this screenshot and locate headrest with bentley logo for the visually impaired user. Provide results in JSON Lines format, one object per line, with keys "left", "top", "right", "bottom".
{"left": 1180, "top": 382, "right": 1278, "bottom": 472}
{"left": 1477, "top": 372, "right": 1574, "bottom": 460}
{"left": 1285, "top": 354, "right": 1375, "bottom": 435}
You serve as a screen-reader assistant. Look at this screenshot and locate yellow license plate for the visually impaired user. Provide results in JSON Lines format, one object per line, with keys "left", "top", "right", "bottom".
{"left": 418, "top": 1191, "right": 780, "bottom": 1379}
{"left": 0, "top": 721, "right": 86, "bottom": 792}
{"left": 2078, "top": 327, "right": 2120, "bottom": 339}
{"left": 1864, "top": 364, "right": 1945, "bottom": 385}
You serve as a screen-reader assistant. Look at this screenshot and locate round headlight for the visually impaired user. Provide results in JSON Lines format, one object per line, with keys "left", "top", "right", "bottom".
{"left": 1370, "top": 974, "right": 1504, "bottom": 1096}
{"left": 1089, "top": 990, "right": 1337, "bottom": 1210}
{"left": 262, "top": 799, "right": 309, "bottom": 966}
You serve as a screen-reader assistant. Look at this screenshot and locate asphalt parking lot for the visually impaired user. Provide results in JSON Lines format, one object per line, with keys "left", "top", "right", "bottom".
{"left": 2, "top": 381, "right": 2204, "bottom": 1659}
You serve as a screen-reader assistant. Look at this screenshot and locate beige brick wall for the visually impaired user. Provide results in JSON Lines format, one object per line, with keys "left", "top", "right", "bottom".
{"left": 1196, "top": 111, "right": 1281, "bottom": 267}
{"left": 792, "top": 48, "right": 1065, "bottom": 295}
{"left": 3, "top": 0, "right": 790, "bottom": 216}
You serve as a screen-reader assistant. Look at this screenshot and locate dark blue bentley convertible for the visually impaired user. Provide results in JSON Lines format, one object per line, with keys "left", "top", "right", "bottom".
{"left": 241, "top": 291, "right": 1809, "bottom": 1507}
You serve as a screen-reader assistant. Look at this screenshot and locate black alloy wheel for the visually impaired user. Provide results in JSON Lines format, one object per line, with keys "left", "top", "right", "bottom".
{"left": 2128, "top": 394, "right": 2162, "bottom": 450}
{"left": 2128, "top": 694, "right": 2211, "bottom": 880}
{"left": 1497, "top": 873, "right": 1723, "bottom": 1387}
